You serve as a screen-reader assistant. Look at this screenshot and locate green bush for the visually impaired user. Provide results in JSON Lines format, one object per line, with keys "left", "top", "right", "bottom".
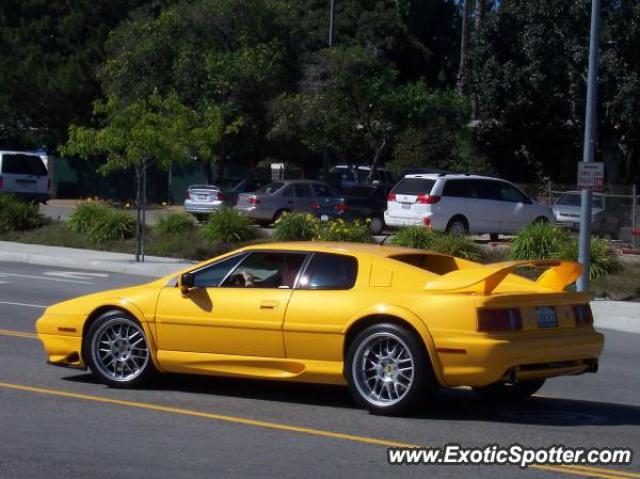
{"left": 154, "top": 212, "right": 195, "bottom": 235}
{"left": 86, "top": 210, "right": 136, "bottom": 243}
{"left": 390, "top": 226, "right": 440, "bottom": 249}
{"left": 555, "top": 237, "right": 620, "bottom": 279}
{"left": 68, "top": 202, "right": 111, "bottom": 234}
{"left": 272, "top": 213, "right": 319, "bottom": 241}
{"left": 0, "top": 194, "right": 44, "bottom": 233}
{"left": 508, "top": 222, "right": 571, "bottom": 261}
{"left": 432, "top": 234, "right": 482, "bottom": 262}
{"left": 314, "top": 218, "right": 374, "bottom": 243}
{"left": 201, "top": 208, "right": 258, "bottom": 243}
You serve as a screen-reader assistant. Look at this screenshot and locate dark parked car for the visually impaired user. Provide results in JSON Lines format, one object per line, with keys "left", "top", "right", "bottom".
{"left": 235, "top": 180, "right": 345, "bottom": 225}
{"left": 320, "top": 185, "right": 390, "bottom": 234}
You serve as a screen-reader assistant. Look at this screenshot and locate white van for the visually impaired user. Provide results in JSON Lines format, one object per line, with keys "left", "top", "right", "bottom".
{"left": 384, "top": 174, "right": 554, "bottom": 237}
{"left": 0, "top": 150, "right": 50, "bottom": 203}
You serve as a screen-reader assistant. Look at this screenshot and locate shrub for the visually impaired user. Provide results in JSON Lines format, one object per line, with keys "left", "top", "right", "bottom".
{"left": 555, "top": 237, "right": 620, "bottom": 279}
{"left": 201, "top": 208, "right": 258, "bottom": 243}
{"left": 314, "top": 218, "right": 374, "bottom": 243}
{"left": 272, "top": 213, "right": 319, "bottom": 241}
{"left": 508, "top": 222, "right": 571, "bottom": 261}
{"left": 154, "top": 212, "right": 195, "bottom": 236}
{"left": 390, "top": 226, "right": 439, "bottom": 249}
{"left": 432, "top": 234, "right": 483, "bottom": 262}
{"left": 68, "top": 202, "right": 111, "bottom": 234}
{"left": 86, "top": 210, "right": 136, "bottom": 243}
{"left": 0, "top": 194, "right": 44, "bottom": 233}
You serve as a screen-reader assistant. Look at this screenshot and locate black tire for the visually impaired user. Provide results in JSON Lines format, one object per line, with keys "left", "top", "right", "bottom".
{"left": 83, "top": 310, "right": 156, "bottom": 388}
{"left": 489, "top": 233, "right": 500, "bottom": 242}
{"left": 345, "top": 323, "right": 437, "bottom": 415}
{"left": 446, "top": 216, "right": 469, "bottom": 235}
{"left": 534, "top": 216, "right": 549, "bottom": 224}
{"left": 272, "top": 209, "right": 290, "bottom": 224}
{"left": 193, "top": 213, "right": 208, "bottom": 223}
{"left": 472, "top": 379, "right": 545, "bottom": 401}
{"left": 369, "top": 215, "right": 385, "bottom": 235}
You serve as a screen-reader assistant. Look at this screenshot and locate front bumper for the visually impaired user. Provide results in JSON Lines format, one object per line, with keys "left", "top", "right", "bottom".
{"left": 434, "top": 329, "right": 604, "bottom": 387}
{"left": 38, "top": 333, "right": 85, "bottom": 368}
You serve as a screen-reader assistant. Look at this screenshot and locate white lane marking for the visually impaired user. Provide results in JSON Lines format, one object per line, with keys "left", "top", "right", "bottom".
{"left": 0, "top": 281, "right": 7, "bottom": 284}
{"left": 0, "top": 272, "right": 92, "bottom": 285}
{"left": 44, "top": 271, "right": 109, "bottom": 281}
{"left": 0, "top": 301, "right": 47, "bottom": 308}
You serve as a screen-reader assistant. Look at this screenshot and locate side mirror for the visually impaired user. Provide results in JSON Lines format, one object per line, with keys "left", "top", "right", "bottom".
{"left": 179, "top": 272, "right": 195, "bottom": 294}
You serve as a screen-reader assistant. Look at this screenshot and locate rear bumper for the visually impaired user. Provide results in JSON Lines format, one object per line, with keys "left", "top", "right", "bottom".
{"left": 435, "top": 329, "right": 604, "bottom": 387}
{"left": 183, "top": 200, "right": 224, "bottom": 214}
{"left": 235, "top": 205, "right": 274, "bottom": 222}
{"left": 384, "top": 212, "right": 423, "bottom": 227}
{"left": 9, "top": 191, "right": 50, "bottom": 203}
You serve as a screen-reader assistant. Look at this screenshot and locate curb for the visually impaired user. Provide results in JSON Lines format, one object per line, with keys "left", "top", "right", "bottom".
{"left": 0, "top": 241, "right": 195, "bottom": 278}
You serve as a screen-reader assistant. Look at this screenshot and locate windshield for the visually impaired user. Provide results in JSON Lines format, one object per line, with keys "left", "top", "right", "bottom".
{"left": 557, "top": 193, "right": 604, "bottom": 209}
{"left": 256, "top": 182, "right": 284, "bottom": 194}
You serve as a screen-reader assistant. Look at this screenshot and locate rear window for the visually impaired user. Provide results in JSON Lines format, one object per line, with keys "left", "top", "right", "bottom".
{"left": 392, "top": 178, "right": 435, "bottom": 196}
{"left": 298, "top": 253, "right": 358, "bottom": 290}
{"left": 1, "top": 154, "right": 48, "bottom": 176}
{"left": 256, "top": 182, "right": 284, "bottom": 194}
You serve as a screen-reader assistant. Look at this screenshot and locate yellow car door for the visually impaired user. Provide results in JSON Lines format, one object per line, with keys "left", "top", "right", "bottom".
{"left": 155, "top": 251, "right": 308, "bottom": 357}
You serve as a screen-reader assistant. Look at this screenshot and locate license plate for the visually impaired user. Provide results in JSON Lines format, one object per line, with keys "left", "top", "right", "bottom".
{"left": 320, "top": 215, "right": 329, "bottom": 221}
{"left": 197, "top": 194, "right": 208, "bottom": 200}
{"left": 536, "top": 307, "right": 558, "bottom": 328}
{"left": 401, "top": 202, "right": 411, "bottom": 210}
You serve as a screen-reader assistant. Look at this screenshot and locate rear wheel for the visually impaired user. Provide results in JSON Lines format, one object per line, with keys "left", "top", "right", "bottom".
{"left": 489, "top": 233, "right": 500, "bottom": 242}
{"left": 446, "top": 216, "right": 469, "bottom": 235}
{"left": 346, "top": 323, "right": 436, "bottom": 415}
{"left": 473, "top": 379, "right": 545, "bottom": 401}
{"left": 83, "top": 311, "right": 156, "bottom": 388}
{"left": 533, "top": 216, "right": 549, "bottom": 225}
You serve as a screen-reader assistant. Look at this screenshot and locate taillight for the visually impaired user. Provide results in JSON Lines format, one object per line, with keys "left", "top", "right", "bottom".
{"left": 572, "top": 304, "right": 593, "bottom": 326}
{"left": 477, "top": 308, "right": 522, "bottom": 332}
{"left": 423, "top": 217, "right": 431, "bottom": 227}
{"left": 335, "top": 202, "right": 347, "bottom": 212}
{"left": 185, "top": 191, "right": 191, "bottom": 200}
{"left": 417, "top": 194, "right": 441, "bottom": 204}
{"left": 0, "top": 176, "right": 3, "bottom": 189}
{"left": 311, "top": 201, "right": 320, "bottom": 209}
{"left": 217, "top": 192, "right": 227, "bottom": 201}
{"left": 248, "top": 196, "right": 260, "bottom": 205}
{"left": 387, "top": 192, "right": 396, "bottom": 202}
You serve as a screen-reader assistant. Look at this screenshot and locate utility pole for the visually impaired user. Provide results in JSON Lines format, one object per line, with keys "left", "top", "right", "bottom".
{"left": 577, "top": 0, "right": 601, "bottom": 292}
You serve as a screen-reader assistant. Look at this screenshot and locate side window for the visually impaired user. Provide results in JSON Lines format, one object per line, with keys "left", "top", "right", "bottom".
{"left": 442, "top": 180, "right": 471, "bottom": 198}
{"left": 293, "top": 184, "right": 313, "bottom": 198}
{"left": 192, "top": 254, "right": 247, "bottom": 288}
{"left": 498, "top": 183, "right": 528, "bottom": 203}
{"left": 298, "top": 253, "right": 358, "bottom": 290}
{"left": 470, "top": 180, "right": 499, "bottom": 200}
{"left": 221, "top": 252, "right": 307, "bottom": 288}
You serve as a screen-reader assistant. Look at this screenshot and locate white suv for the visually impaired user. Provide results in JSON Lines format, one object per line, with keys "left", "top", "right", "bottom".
{"left": 384, "top": 174, "right": 554, "bottom": 236}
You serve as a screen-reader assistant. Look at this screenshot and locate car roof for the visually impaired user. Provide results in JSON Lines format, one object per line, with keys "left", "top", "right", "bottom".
{"left": 332, "top": 165, "right": 389, "bottom": 171}
{"left": 236, "top": 241, "right": 437, "bottom": 259}
{"left": 402, "top": 173, "right": 504, "bottom": 181}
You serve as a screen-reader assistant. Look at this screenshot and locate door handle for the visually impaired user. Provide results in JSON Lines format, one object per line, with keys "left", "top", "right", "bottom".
{"left": 260, "top": 300, "right": 279, "bottom": 310}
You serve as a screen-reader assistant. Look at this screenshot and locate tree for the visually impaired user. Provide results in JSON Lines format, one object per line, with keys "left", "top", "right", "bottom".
{"left": 61, "top": 91, "right": 222, "bottom": 261}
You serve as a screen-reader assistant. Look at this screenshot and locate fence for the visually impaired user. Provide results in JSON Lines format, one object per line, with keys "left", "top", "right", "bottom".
{"left": 518, "top": 181, "right": 639, "bottom": 248}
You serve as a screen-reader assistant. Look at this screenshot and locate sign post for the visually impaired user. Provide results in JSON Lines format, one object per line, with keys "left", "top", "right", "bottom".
{"left": 577, "top": 0, "right": 601, "bottom": 293}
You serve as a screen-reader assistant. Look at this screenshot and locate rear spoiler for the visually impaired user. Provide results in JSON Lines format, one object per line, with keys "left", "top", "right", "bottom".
{"left": 424, "top": 260, "right": 583, "bottom": 295}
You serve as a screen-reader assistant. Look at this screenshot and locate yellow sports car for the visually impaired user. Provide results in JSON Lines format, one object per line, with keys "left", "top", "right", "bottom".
{"left": 37, "top": 242, "right": 604, "bottom": 414}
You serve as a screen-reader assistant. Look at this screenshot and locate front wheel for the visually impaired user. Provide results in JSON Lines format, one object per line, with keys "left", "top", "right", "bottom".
{"left": 369, "top": 215, "right": 385, "bottom": 235}
{"left": 472, "top": 379, "right": 545, "bottom": 401}
{"left": 346, "top": 323, "right": 436, "bottom": 415}
{"left": 83, "top": 311, "right": 156, "bottom": 388}
{"left": 446, "top": 216, "right": 469, "bottom": 235}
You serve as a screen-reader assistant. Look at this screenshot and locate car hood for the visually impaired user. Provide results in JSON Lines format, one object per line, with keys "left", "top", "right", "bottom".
{"left": 44, "top": 277, "right": 168, "bottom": 317}
{"left": 553, "top": 205, "right": 603, "bottom": 216}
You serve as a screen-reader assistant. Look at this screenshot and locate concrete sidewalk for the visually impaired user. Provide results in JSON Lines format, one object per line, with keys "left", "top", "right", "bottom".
{"left": 592, "top": 300, "right": 640, "bottom": 335}
{"left": 0, "top": 241, "right": 195, "bottom": 277}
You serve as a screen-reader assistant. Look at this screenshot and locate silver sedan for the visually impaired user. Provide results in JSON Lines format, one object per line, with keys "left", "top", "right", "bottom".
{"left": 183, "top": 185, "right": 227, "bottom": 221}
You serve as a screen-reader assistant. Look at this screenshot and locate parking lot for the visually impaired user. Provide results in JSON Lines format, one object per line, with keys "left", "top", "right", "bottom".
{"left": 1, "top": 261, "right": 638, "bottom": 479}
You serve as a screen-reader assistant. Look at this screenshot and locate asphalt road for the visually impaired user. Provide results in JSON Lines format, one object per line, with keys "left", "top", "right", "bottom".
{"left": 0, "top": 261, "right": 639, "bottom": 479}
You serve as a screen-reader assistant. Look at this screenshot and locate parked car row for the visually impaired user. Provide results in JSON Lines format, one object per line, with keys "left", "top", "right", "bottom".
{"left": 184, "top": 171, "right": 621, "bottom": 240}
